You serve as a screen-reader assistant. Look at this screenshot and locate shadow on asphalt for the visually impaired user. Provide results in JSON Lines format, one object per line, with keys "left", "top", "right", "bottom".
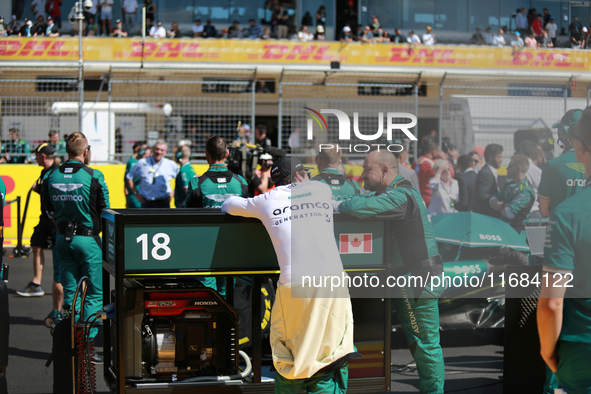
{"left": 9, "top": 315, "right": 45, "bottom": 326}
{"left": 8, "top": 346, "right": 51, "bottom": 361}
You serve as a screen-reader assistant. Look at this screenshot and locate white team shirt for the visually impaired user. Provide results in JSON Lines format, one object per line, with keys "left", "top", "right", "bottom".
{"left": 222, "top": 181, "right": 344, "bottom": 285}
{"left": 150, "top": 26, "right": 166, "bottom": 38}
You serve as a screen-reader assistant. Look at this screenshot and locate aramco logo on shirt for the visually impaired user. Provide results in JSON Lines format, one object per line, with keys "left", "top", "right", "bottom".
{"left": 303, "top": 107, "right": 417, "bottom": 153}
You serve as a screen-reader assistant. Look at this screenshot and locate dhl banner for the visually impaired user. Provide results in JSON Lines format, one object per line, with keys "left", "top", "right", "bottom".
{"left": 1, "top": 163, "right": 364, "bottom": 246}
{"left": 0, "top": 37, "right": 588, "bottom": 71}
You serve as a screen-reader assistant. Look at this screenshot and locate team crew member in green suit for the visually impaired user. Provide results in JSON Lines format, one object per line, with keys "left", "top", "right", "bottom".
{"left": 174, "top": 145, "right": 197, "bottom": 208}
{"left": 185, "top": 136, "right": 248, "bottom": 294}
{"left": 538, "top": 106, "right": 591, "bottom": 394}
{"left": 185, "top": 136, "right": 248, "bottom": 208}
{"left": 335, "top": 149, "right": 444, "bottom": 394}
{"left": 42, "top": 132, "right": 110, "bottom": 338}
{"left": 489, "top": 154, "right": 535, "bottom": 233}
{"left": 539, "top": 109, "right": 586, "bottom": 217}
{"left": 124, "top": 142, "right": 149, "bottom": 208}
{"left": 312, "top": 145, "right": 362, "bottom": 196}
{"left": 48, "top": 130, "right": 67, "bottom": 164}
{"left": 1, "top": 128, "right": 30, "bottom": 163}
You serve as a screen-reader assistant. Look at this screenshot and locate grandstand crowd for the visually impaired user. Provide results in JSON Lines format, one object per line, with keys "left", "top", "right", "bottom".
{"left": 3, "top": 1, "right": 591, "bottom": 48}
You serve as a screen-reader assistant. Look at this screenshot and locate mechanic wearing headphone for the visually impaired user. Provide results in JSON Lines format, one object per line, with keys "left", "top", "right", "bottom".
{"left": 538, "top": 109, "right": 587, "bottom": 217}
{"left": 174, "top": 145, "right": 197, "bottom": 208}
{"left": 334, "top": 149, "right": 445, "bottom": 394}
{"left": 312, "top": 145, "right": 362, "bottom": 197}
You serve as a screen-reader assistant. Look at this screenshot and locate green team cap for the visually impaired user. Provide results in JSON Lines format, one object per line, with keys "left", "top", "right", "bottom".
{"left": 553, "top": 109, "right": 582, "bottom": 142}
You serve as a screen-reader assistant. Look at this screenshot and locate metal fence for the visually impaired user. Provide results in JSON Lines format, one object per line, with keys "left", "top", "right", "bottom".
{"left": 439, "top": 73, "right": 573, "bottom": 164}
{"left": 278, "top": 70, "right": 422, "bottom": 162}
{"left": 108, "top": 67, "right": 256, "bottom": 161}
{"left": 0, "top": 66, "right": 80, "bottom": 161}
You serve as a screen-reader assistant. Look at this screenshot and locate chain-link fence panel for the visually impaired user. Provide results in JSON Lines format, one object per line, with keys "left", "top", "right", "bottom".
{"left": 440, "top": 73, "right": 572, "bottom": 164}
{"left": 0, "top": 67, "right": 80, "bottom": 162}
{"left": 108, "top": 67, "right": 256, "bottom": 161}
{"left": 279, "top": 70, "right": 421, "bottom": 162}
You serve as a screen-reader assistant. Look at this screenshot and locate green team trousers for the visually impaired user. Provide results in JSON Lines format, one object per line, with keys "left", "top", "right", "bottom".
{"left": 554, "top": 340, "right": 591, "bottom": 393}
{"left": 392, "top": 274, "right": 445, "bottom": 394}
{"left": 55, "top": 234, "right": 103, "bottom": 337}
{"left": 274, "top": 363, "right": 348, "bottom": 394}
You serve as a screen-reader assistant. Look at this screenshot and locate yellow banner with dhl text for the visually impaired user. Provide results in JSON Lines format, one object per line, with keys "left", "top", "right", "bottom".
{"left": 0, "top": 37, "right": 588, "bottom": 71}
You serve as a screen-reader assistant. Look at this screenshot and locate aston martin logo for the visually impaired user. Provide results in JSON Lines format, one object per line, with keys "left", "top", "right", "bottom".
{"left": 566, "top": 163, "right": 585, "bottom": 174}
{"left": 52, "top": 183, "right": 84, "bottom": 192}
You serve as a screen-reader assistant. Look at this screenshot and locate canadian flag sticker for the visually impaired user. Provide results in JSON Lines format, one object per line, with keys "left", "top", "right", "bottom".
{"left": 340, "top": 233, "right": 372, "bottom": 254}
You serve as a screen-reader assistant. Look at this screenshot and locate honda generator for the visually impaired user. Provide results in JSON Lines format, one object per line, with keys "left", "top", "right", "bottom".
{"left": 111, "top": 280, "right": 240, "bottom": 385}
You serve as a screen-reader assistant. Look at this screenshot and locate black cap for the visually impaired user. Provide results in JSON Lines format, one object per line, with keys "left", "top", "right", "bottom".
{"left": 31, "top": 143, "right": 55, "bottom": 155}
{"left": 271, "top": 157, "right": 304, "bottom": 185}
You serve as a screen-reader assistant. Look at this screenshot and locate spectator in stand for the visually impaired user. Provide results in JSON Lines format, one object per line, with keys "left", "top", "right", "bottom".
{"left": 392, "top": 149, "right": 420, "bottom": 191}
{"left": 360, "top": 25, "right": 373, "bottom": 43}
{"left": 84, "top": 0, "right": 98, "bottom": 27}
{"left": 144, "top": 0, "right": 156, "bottom": 24}
{"left": 261, "top": 27, "right": 271, "bottom": 40}
{"left": 569, "top": 16, "right": 583, "bottom": 48}
{"left": 582, "top": 27, "right": 589, "bottom": 49}
{"left": 220, "top": 28, "right": 229, "bottom": 39}
{"left": 33, "top": 15, "right": 46, "bottom": 36}
{"left": 110, "top": 19, "right": 127, "bottom": 37}
{"left": 455, "top": 154, "right": 478, "bottom": 212}
{"left": 340, "top": 26, "right": 353, "bottom": 42}
{"left": 202, "top": 19, "right": 217, "bottom": 38}
{"left": 532, "top": 13, "right": 544, "bottom": 43}
{"left": 100, "top": 0, "right": 114, "bottom": 36}
{"left": 382, "top": 30, "right": 390, "bottom": 43}
{"left": 422, "top": 26, "right": 435, "bottom": 45}
{"left": 121, "top": 0, "right": 137, "bottom": 34}
{"left": 540, "top": 29, "right": 553, "bottom": 48}
{"left": 370, "top": 15, "right": 380, "bottom": 30}
{"left": 167, "top": 21, "right": 181, "bottom": 38}
{"left": 192, "top": 19, "right": 203, "bottom": 37}
{"left": 315, "top": 5, "right": 326, "bottom": 28}
{"left": 248, "top": 19, "right": 263, "bottom": 38}
{"left": 313, "top": 25, "right": 325, "bottom": 40}
{"left": 413, "top": 138, "right": 445, "bottom": 207}
{"left": 483, "top": 27, "right": 494, "bottom": 45}
{"left": 353, "top": 24, "right": 364, "bottom": 41}
{"left": 516, "top": 7, "right": 529, "bottom": 36}
{"left": 7, "top": 15, "right": 18, "bottom": 33}
{"left": 392, "top": 28, "right": 406, "bottom": 44}
{"left": 471, "top": 28, "right": 485, "bottom": 45}
{"left": 31, "top": 0, "right": 47, "bottom": 20}
{"left": 0, "top": 16, "right": 6, "bottom": 36}
{"left": 149, "top": 21, "right": 166, "bottom": 38}
{"left": 45, "top": 0, "right": 62, "bottom": 29}
{"left": 524, "top": 32, "right": 538, "bottom": 48}
{"left": 45, "top": 16, "right": 59, "bottom": 37}
{"left": 228, "top": 20, "right": 243, "bottom": 38}
{"left": 428, "top": 159, "right": 459, "bottom": 216}
{"left": 493, "top": 28, "right": 506, "bottom": 46}
{"left": 3, "top": 128, "right": 31, "bottom": 163}
{"left": 546, "top": 17, "right": 558, "bottom": 47}
{"left": 407, "top": 30, "right": 421, "bottom": 45}
{"left": 297, "top": 25, "right": 312, "bottom": 41}
{"left": 518, "top": 140, "right": 543, "bottom": 216}
{"left": 145, "top": 17, "right": 153, "bottom": 36}
{"left": 274, "top": 3, "right": 289, "bottom": 39}
{"left": 527, "top": 8, "right": 538, "bottom": 27}
{"left": 373, "top": 27, "right": 384, "bottom": 43}
{"left": 19, "top": 19, "right": 34, "bottom": 37}
{"left": 473, "top": 143, "right": 503, "bottom": 218}
{"left": 542, "top": 8, "right": 551, "bottom": 26}
{"left": 511, "top": 31, "right": 524, "bottom": 49}
{"left": 287, "top": 23, "right": 298, "bottom": 40}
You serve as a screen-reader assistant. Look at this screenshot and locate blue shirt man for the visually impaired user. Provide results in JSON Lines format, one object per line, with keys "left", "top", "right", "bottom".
{"left": 126, "top": 140, "right": 179, "bottom": 208}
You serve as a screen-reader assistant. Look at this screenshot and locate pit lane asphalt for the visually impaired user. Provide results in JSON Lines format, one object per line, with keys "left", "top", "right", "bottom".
{"left": 4, "top": 251, "right": 503, "bottom": 393}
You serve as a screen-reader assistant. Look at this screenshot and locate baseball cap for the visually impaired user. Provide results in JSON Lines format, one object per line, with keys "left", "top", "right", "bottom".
{"left": 271, "top": 157, "right": 304, "bottom": 185}
{"left": 243, "top": 124, "right": 251, "bottom": 131}
{"left": 260, "top": 153, "right": 273, "bottom": 160}
{"left": 26, "top": 19, "right": 32, "bottom": 26}
{"left": 426, "top": 26, "right": 432, "bottom": 31}
{"left": 157, "top": 21, "right": 162, "bottom": 26}
{"left": 584, "top": 27, "right": 589, "bottom": 33}
{"left": 343, "top": 26, "right": 351, "bottom": 32}
{"left": 515, "top": 31, "right": 521, "bottom": 36}
{"left": 11, "top": 15, "right": 16, "bottom": 19}
{"left": 47, "top": 16, "right": 53, "bottom": 20}
{"left": 317, "top": 25, "right": 324, "bottom": 33}
{"left": 31, "top": 143, "right": 55, "bottom": 155}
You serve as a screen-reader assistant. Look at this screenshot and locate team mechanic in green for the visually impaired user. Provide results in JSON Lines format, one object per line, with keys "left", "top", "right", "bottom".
{"left": 174, "top": 145, "right": 197, "bottom": 208}
{"left": 124, "top": 141, "right": 148, "bottom": 208}
{"left": 539, "top": 109, "right": 586, "bottom": 217}
{"left": 538, "top": 106, "right": 591, "bottom": 394}
{"left": 312, "top": 145, "right": 363, "bottom": 196}
{"left": 185, "top": 136, "right": 248, "bottom": 294}
{"left": 489, "top": 154, "right": 535, "bottom": 233}
{"left": 335, "top": 149, "right": 444, "bottom": 394}
{"left": 42, "top": 132, "right": 110, "bottom": 338}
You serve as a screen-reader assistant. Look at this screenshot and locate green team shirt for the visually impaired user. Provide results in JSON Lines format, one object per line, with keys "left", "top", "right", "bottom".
{"left": 184, "top": 164, "right": 248, "bottom": 208}
{"left": 50, "top": 140, "right": 67, "bottom": 162}
{"left": 175, "top": 162, "right": 197, "bottom": 208}
{"left": 42, "top": 160, "right": 110, "bottom": 230}
{"left": 312, "top": 168, "right": 362, "bottom": 197}
{"left": 124, "top": 156, "right": 141, "bottom": 207}
{"left": 337, "top": 174, "right": 438, "bottom": 272}
{"left": 538, "top": 150, "right": 586, "bottom": 213}
{"left": 544, "top": 178, "right": 591, "bottom": 343}
{"left": 493, "top": 177, "right": 535, "bottom": 230}
{"left": 0, "top": 176, "right": 6, "bottom": 227}
{"left": 3, "top": 139, "right": 30, "bottom": 163}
